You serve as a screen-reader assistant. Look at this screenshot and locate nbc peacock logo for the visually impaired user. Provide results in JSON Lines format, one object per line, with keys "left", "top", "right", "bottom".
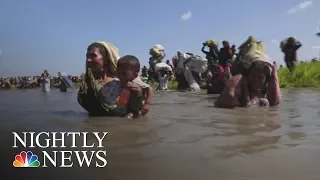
{"left": 13, "top": 151, "right": 40, "bottom": 167}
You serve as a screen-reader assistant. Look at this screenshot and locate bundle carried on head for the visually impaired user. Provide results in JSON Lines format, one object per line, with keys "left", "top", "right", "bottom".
{"left": 238, "top": 36, "right": 256, "bottom": 51}
{"left": 203, "top": 39, "right": 219, "bottom": 48}
{"left": 154, "top": 62, "right": 173, "bottom": 72}
{"left": 280, "top": 37, "right": 301, "bottom": 51}
{"left": 94, "top": 41, "right": 120, "bottom": 76}
{"left": 177, "top": 53, "right": 208, "bottom": 73}
{"left": 231, "top": 36, "right": 266, "bottom": 76}
{"left": 149, "top": 44, "right": 165, "bottom": 59}
{"left": 238, "top": 36, "right": 265, "bottom": 63}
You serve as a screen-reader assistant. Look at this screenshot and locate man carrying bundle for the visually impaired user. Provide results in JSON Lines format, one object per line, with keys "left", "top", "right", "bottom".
{"left": 280, "top": 37, "right": 302, "bottom": 72}
{"left": 148, "top": 44, "right": 166, "bottom": 85}
{"left": 201, "top": 39, "right": 219, "bottom": 67}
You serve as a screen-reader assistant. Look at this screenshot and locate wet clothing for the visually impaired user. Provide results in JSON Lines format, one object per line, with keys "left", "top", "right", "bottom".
{"left": 130, "top": 77, "right": 150, "bottom": 115}
{"left": 176, "top": 73, "right": 189, "bottom": 90}
{"left": 41, "top": 77, "right": 50, "bottom": 93}
{"left": 77, "top": 41, "right": 139, "bottom": 117}
{"left": 247, "top": 97, "right": 269, "bottom": 107}
{"left": 207, "top": 66, "right": 228, "bottom": 94}
{"left": 59, "top": 79, "right": 68, "bottom": 92}
{"left": 78, "top": 72, "right": 146, "bottom": 117}
{"left": 78, "top": 75, "right": 127, "bottom": 116}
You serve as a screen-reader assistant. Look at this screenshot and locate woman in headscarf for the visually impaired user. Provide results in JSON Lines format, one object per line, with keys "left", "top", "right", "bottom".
{"left": 214, "top": 57, "right": 281, "bottom": 108}
{"left": 77, "top": 41, "right": 143, "bottom": 117}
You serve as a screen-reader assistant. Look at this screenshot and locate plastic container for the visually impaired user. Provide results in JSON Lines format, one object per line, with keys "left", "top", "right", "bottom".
{"left": 118, "top": 88, "right": 131, "bottom": 106}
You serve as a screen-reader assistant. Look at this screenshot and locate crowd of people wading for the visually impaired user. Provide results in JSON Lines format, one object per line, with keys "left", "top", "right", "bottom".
{"left": 0, "top": 35, "right": 313, "bottom": 118}
{"left": 143, "top": 36, "right": 303, "bottom": 94}
{"left": 0, "top": 36, "right": 307, "bottom": 94}
{"left": 0, "top": 72, "right": 82, "bottom": 90}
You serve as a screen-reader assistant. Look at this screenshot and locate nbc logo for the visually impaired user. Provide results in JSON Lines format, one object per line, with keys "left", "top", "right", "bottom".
{"left": 13, "top": 151, "right": 40, "bottom": 167}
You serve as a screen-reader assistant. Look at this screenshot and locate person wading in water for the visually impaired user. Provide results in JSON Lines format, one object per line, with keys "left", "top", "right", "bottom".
{"left": 219, "top": 41, "right": 233, "bottom": 73}
{"left": 281, "top": 37, "right": 302, "bottom": 72}
{"left": 40, "top": 70, "right": 50, "bottom": 93}
{"left": 201, "top": 41, "right": 219, "bottom": 66}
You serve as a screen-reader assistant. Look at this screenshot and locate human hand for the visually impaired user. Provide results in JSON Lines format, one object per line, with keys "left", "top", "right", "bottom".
{"left": 124, "top": 113, "right": 134, "bottom": 119}
{"left": 126, "top": 82, "right": 142, "bottom": 96}
{"left": 141, "top": 103, "right": 150, "bottom": 116}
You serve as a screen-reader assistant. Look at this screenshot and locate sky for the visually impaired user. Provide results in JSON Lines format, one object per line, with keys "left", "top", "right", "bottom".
{"left": 0, "top": 0, "right": 319, "bottom": 76}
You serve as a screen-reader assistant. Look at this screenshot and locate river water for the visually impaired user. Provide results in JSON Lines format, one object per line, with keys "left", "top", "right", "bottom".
{"left": 1, "top": 88, "right": 320, "bottom": 180}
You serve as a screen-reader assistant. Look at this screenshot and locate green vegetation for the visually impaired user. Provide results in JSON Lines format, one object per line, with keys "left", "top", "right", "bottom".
{"left": 278, "top": 61, "right": 320, "bottom": 88}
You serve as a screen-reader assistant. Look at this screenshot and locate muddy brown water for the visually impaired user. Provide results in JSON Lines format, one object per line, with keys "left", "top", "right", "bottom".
{"left": 1, "top": 88, "right": 320, "bottom": 180}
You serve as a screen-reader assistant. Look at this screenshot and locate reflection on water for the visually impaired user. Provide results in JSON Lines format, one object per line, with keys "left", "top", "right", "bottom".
{"left": 1, "top": 88, "right": 320, "bottom": 180}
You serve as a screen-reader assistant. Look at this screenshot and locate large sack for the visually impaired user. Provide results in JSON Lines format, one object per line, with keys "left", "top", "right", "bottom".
{"left": 231, "top": 36, "right": 266, "bottom": 75}
{"left": 177, "top": 53, "right": 208, "bottom": 73}
{"left": 203, "top": 39, "right": 219, "bottom": 48}
{"left": 184, "top": 66, "right": 200, "bottom": 91}
{"left": 154, "top": 62, "right": 172, "bottom": 72}
{"left": 239, "top": 37, "right": 265, "bottom": 63}
{"left": 149, "top": 44, "right": 165, "bottom": 58}
{"left": 280, "top": 37, "right": 300, "bottom": 50}
{"left": 238, "top": 36, "right": 256, "bottom": 51}
{"left": 153, "top": 44, "right": 164, "bottom": 51}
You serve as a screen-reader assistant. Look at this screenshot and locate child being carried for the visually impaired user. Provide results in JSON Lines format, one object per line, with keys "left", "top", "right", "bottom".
{"left": 117, "top": 55, "right": 154, "bottom": 118}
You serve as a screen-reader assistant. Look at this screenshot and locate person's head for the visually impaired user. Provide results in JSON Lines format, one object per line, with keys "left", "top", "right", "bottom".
{"left": 166, "top": 60, "right": 170, "bottom": 64}
{"left": 86, "top": 42, "right": 119, "bottom": 78}
{"left": 117, "top": 55, "right": 140, "bottom": 83}
{"left": 86, "top": 43, "right": 110, "bottom": 76}
{"left": 286, "top": 37, "right": 298, "bottom": 50}
{"left": 273, "top": 61, "right": 276, "bottom": 65}
{"left": 43, "top": 70, "right": 49, "bottom": 77}
{"left": 222, "top": 41, "right": 230, "bottom": 48}
{"left": 231, "top": 45, "right": 236, "bottom": 49}
{"left": 246, "top": 60, "right": 272, "bottom": 91}
{"left": 177, "top": 51, "right": 182, "bottom": 57}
